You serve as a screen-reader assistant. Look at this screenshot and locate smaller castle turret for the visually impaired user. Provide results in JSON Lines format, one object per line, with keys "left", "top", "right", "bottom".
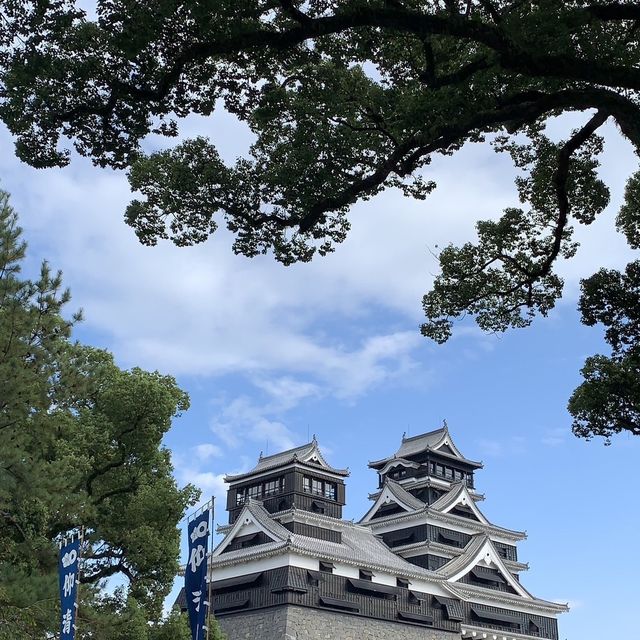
{"left": 224, "top": 438, "right": 349, "bottom": 524}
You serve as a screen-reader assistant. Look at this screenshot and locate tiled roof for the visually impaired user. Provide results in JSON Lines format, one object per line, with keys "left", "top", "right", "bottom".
{"left": 359, "top": 478, "right": 425, "bottom": 522}
{"left": 368, "top": 477, "right": 485, "bottom": 502}
{"left": 244, "top": 498, "right": 293, "bottom": 538}
{"left": 436, "top": 534, "right": 535, "bottom": 601}
{"left": 446, "top": 582, "right": 569, "bottom": 614}
{"left": 437, "top": 534, "right": 489, "bottom": 578}
{"left": 210, "top": 501, "right": 443, "bottom": 582}
{"left": 396, "top": 428, "right": 449, "bottom": 457}
{"left": 429, "top": 482, "right": 489, "bottom": 524}
{"left": 369, "top": 427, "right": 482, "bottom": 468}
{"left": 225, "top": 439, "right": 349, "bottom": 482}
{"left": 384, "top": 479, "right": 426, "bottom": 510}
{"left": 365, "top": 503, "right": 526, "bottom": 541}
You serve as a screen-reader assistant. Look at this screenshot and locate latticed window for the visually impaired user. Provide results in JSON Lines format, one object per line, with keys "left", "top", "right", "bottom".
{"left": 264, "top": 478, "right": 282, "bottom": 496}
{"left": 247, "top": 484, "right": 262, "bottom": 499}
{"left": 324, "top": 483, "right": 336, "bottom": 500}
{"left": 303, "top": 476, "right": 338, "bottom": 500}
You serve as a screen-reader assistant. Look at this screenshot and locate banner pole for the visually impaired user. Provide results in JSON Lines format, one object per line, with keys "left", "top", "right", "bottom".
{"left": 206, "top": 497, "right": 214, "bottom": 640}
{"left": 75, "top": 526, "right": 85, "bottom": 638}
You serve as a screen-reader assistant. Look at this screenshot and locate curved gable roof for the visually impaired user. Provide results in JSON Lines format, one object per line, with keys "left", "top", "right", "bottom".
{"left": 369, "top": 426, "right": 482, "bottom": 469}
{"left": 359, "top": 479, "right": 425, "bottom": 523}
{"left": 225, "top": 438, "right": 349, "bottom": 482}
{"left": 438, "top": 534, "right": 532, "bottom": 599}
{"left": 430, "top": 482, "right": 489, "bottom": 524}
{"left": 212, "top": 499, "right": 291, "bottom": 555}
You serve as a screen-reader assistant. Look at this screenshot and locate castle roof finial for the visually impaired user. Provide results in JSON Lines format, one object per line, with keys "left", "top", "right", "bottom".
{"left": 312, "top": 433, "right": 317, "bottom": 444}
{"left": 402, "top": 431, "right": 406, "bottom": 441}
{"left": 259, "top": 450, "right": 263, "bottom": 460}
{"left": 442, "top": 418, "right": 448, "bottom": 430}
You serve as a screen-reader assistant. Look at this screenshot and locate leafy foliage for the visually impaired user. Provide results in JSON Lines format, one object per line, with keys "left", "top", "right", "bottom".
{"left": 0, "top": 1, "right": 639, "bottom": 439}
{"left": 0, "top": 190, "right": 199, "bottom": 637}
{"left": 568, "top": 261, "right": 640, "bottom": 442}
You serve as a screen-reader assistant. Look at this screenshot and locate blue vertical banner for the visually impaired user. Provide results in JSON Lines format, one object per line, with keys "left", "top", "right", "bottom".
{"left": 58, "top": 537, "right": 81, "bottom": 640}
{"left": 186, "top": 507, "right": 210, "bottom": 640}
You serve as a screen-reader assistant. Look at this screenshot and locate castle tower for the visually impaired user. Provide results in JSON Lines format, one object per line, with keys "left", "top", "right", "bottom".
{"left": 177, "top": 428, "right": 567, "bottom": 640}
{"left": 361, "top": 426, "right": 565, "bottom": 639}
{"left": 223, "top": 437, "right": 348, "bottom": 524}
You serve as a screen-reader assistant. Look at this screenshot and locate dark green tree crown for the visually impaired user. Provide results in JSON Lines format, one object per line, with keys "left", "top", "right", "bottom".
{"left": 0, "top": 1, "right": 638, "bottom": 439}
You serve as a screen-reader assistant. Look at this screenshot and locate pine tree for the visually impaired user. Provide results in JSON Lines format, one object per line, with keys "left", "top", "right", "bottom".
{"left": 0, "top": 189, "right": 199, "bottom": 637}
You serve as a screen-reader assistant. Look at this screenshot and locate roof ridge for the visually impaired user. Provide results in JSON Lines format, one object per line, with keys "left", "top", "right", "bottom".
{"left": 402, "top": 427, "right": 445, "bottom": 442}
{"left": 258, "top": 440, "right": 314, "bottom": 462}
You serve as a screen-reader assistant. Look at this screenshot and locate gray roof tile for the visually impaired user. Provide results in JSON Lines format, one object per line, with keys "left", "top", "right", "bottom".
{"left": 369, "top": 427, "right": 482, "bottom": 468}
{"left": 225, "top": 440, "right": 349, "bottom": 481}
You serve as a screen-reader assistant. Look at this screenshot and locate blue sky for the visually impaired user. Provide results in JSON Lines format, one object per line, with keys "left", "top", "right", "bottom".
{"left": 1, "top": 102, "right": 638, "bottom": 639}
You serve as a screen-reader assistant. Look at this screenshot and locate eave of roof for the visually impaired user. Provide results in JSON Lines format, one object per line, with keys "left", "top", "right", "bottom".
{"left": 209, "top": 502, "right": 448, "bottom": 583}
{"left": 429, "top": 481, "right": 490, "bottom": 524}
{"left": 368, "top": 427, "right": 483, "bottom": 469}
{"left": 437, "top": 534, "right": 533, "bottom": 601}
{"left": 445, "top": 582, "right": 569, "bottom": 615}
{"left": 368, "top": 478, "right": 485, "bottom": 502}
{"left": 224, "top": 440, "right": 349, "bottom": 482}
{"left": 395, "top": 540, "right": 529, "bottom": 573}
{"left": 365, "top": 504, "right": 526, "bottom": 542}
{"left": 359, "top": 478, "right": 425, "bottom": 523}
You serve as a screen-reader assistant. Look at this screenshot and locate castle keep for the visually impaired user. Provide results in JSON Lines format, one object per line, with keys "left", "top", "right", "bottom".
{"left": 181, "top": 426, "right": 567, "bottom": 639}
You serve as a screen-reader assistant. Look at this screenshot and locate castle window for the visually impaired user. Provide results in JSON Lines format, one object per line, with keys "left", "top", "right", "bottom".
{"left": 359, "top": 569, "right": 373, "bottom": 581}
{"left": 264, "top": 478, "right": 282, "bottom": 496}
{"left": 235, "top": 490, "right": 246, "bottom": 506}
{"left": 319, "top": 561, "right": 334, "bottom": 574}
{"left": 454, "top": 469, "right": 464, "bottom": 481}
{"left": 444, "top": 466, "right": 453, "bottom": 479}
{"left": 303, "top": 476, "right": 338, "bottom": 501}
{"left": 247, "top": 484, "right": 262, "bottom": 499}
{"left": 396, "top": 577, "right": 410, "bottom": 589}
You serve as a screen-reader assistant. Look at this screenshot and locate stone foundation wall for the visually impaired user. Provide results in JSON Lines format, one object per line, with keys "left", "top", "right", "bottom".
{"left": 218, "top": 605, "right": 461, "bottom": 640}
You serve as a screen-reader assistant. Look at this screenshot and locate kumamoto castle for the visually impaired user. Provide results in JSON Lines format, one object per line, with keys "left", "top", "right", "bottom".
{"left": 178, "top": 426, "right": 567, "bottom": 639}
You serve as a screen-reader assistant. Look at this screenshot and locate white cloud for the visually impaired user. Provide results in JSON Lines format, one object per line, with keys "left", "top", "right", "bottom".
{"left": 193, "top": 443, "right": 224, "bottom": 460}
{"left": 0, "top": 109, "right": 634, "bottom": 405}
{"left": 252, "top": 377, "right": 321, "bottom": 411}
{"left": 210, "top": 395, "right": 300, "bottom": 452}
{"left": 249, "top": 418, "right": 297, "bottom": 453}
{"left": 178, "top": 469, "right": 229, "bottom": 515}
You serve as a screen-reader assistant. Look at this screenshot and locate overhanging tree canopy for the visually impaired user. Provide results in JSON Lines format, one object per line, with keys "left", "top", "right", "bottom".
{"left": 0, "top": 0, "right": 638, "bottom": 439}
